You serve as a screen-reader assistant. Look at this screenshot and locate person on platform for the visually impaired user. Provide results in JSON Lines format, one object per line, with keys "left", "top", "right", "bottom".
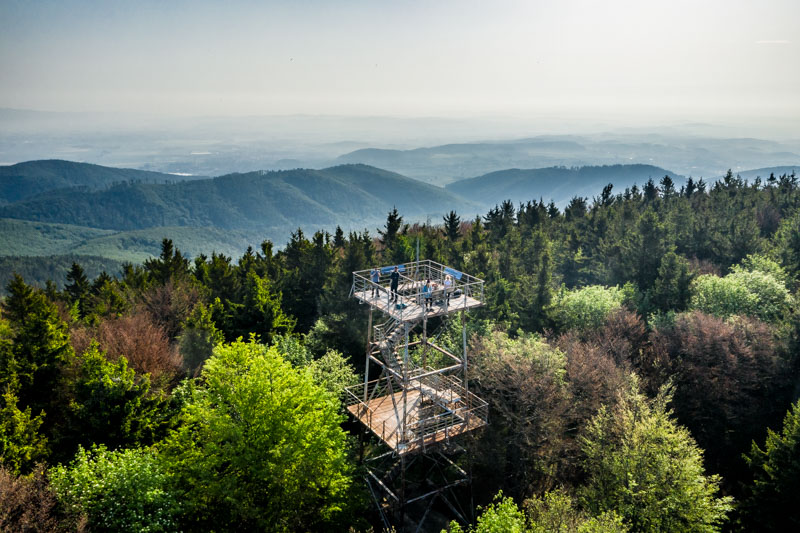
{"left": 390, "top": 266, "right": 400, "bottom": 302}
{"left": 370, "top": 267, "right": 380, "bottom": 297}
{"left": 443, "top": 274, "right": 453, "bottom": 307}
{"left": 423, "top": 279, "right": 433, "bottom": 311}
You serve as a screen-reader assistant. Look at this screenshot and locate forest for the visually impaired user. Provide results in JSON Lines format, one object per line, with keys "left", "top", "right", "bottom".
{"left": 1, "top": 170, "right": 800, "bottom": 532}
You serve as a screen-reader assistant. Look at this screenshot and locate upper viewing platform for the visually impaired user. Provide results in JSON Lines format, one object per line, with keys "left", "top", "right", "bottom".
{"left": 352, "top": 260, "right": 485, "bottom": 322}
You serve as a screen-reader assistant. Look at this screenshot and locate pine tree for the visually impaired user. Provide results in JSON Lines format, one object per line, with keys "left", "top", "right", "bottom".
{"left": 741, "top": 400, "right": 800, "bottom": 531}
{"left": 1, "top": 275, "right": 73, "bottom": 415}
{"left": 64, "top": 262, "right": 90, "bottom": 318}
{"left": 443, "top": 210, "right": 461, "bottom": 241}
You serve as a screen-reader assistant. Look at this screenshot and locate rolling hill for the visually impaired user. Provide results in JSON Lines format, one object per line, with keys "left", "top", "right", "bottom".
{"left": 725, "top": 166, "right": 798, "bottom": 181}
{"left": 0, "top": 159, "right": 206, "bottom": 205}
{"left": 446, "top": 164, "right": 683, "bottom": 208}
{"left": 0, "top": 163, "right": 476, "bottom": 232}
{"left": 336, "top": 135, "right": 800, "bottom": 185}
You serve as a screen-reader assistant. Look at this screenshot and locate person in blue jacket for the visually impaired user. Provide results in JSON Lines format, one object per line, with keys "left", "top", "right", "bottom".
{"left": 370, "top": 267, "right": 380, "bottom": 297}
{"left": 422, "top": 279, "right": 433, "bottom": 311}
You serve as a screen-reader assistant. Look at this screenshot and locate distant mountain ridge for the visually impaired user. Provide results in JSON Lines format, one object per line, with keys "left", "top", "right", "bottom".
{"left": 0, "top": 161, "right": 477, "bottom": 234}
{"left": 446, "top": 164, "right": 683, "bottom": 208}
{"left": 336, "top": 136, "right": 800, "bottom": 185}
{"left": 725, "top": 166, "right": 798, "bottom": 181}
{"left": 0, "top": 159, "right": 206, "bottom": 205}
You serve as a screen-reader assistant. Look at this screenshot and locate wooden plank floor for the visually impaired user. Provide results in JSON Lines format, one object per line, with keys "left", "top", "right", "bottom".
{"left": 354, "top": 289, "right": 483, "bottom": 321}
{"left": 347, "top": 388, "right": 487, "bottom": 455}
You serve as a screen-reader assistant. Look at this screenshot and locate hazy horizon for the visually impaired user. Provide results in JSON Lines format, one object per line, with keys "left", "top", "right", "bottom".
{"left": 2, "top": 0, "right": 798, "bottom": 130}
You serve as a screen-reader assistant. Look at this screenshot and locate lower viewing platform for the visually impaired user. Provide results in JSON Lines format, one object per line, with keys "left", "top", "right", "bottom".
{"left": 345, "top": 376, "right": 488, "bottom": 455}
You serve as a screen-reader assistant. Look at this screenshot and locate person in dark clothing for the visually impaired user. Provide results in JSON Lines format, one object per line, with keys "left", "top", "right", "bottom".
{"left": 390, "top": 266, "right": 400, "bottom": 302}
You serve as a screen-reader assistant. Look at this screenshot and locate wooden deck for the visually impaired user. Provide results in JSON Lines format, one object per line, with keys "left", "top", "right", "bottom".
{"left": 354, "top": 289, "right": 483, "bottom": 321}
{"left": 347, "top": 387, "right": 487, "bottom": 455}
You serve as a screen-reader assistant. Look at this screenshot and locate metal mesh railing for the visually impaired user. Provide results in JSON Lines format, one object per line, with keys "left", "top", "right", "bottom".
{"left": 352, "top": 260, "right": 485, "bottom": 313}
{"left": 345, "top": 375, "right": 488, "bottom": 451}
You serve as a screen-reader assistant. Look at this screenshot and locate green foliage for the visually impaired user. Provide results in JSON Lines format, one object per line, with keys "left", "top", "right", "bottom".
{"left": 446, "top": 490, "right": 627, "bottom": 533}
{"left": 525, "top": 490, "right": 627, "bottom": 533}
{"left": 64, "top": 262, "right": 90, "bottom": 319}
{"left": 160, "top": 339, "right": 353, "bottom": 531}
{"left": 735, "top": 253, "right": 789, "bottom": 284}
{"left": 690, "top": 268, "right": 791, "bottom": 323}
{"left": 1, "top": 274, "right": 73, "bottom": 415}
{"left": 308, "top": 349, "right": 358, "bottom": 399}
{"left": 555, "top": 285, "right": 626, "bottom": 331}
{"left": 177, "top": 302, "right": 223, "bottom": 373}
{"left": 220, "top": 271, "right": 294, "bottom": 343}
{"left": 741, "top": 399, "right": 800, "bottom": 531}
{"left": 447, "top": 493, "right": 526, "bottom": 533}
{"left": 580, "top": 377, "right": 733, "bottom": 532}
{"left": 647, "top": 251, "right": 692, "bottom": 313}
{"left": 51, "top": 445, "right": 180, "bottom": 533}
{"left": 271, "top": 333, "right": 313, "bottom": 367}
{"left": 773, "top": 210, "right": 800, "bottom": 282}
{"left": 0, "top": 392, "right": 47, "bottom": 475}
{"left": 56, "top": 342, "right": 163, "bottom": 458}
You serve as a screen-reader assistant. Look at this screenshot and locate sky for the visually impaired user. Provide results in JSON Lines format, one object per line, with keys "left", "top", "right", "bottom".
{"left": 1, "top": 0, "right": 798, "bottom": 125}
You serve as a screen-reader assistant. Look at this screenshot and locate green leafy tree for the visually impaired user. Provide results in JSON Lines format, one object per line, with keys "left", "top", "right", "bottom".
{"left": 160, "top": 339, "right": 354, "bottom": 531}
{"left": 690, "top": 269, "right": 791, "bottom": 323}
{"left": 580, "top": 377, "right": 733, "bottom": 532}
{"left": 554, "top": 285, "right": 626, "bottom": 332}
{"left": 741, "top": 399, "right": 800, "bottom": 531}
{"left": 51, "top": 445, "right": 180, "bottom": 533}
{"left": 447, "top": 493, "right": 526, "bottom": 533}
{"left": 736, "top": 253, "right": 789, "bottom": 284}
{"left": 446, "top": 491, "right": 627, "bottom": 533}
{"left": 525, "top": 489, "right": 627, "bottom": 533}
{"left": 0, "top": 392, "right": 47, "bottom": 475}
{"left": 55, "top": 342, "right": 163, "bottom": 459}
{"left": 308, "top": 349, "right": 358, "bottom": 400}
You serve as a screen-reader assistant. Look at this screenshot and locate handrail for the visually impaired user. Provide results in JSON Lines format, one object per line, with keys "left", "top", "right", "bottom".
{"left": 352, "top": 260, "right": 486, "bottom": 310}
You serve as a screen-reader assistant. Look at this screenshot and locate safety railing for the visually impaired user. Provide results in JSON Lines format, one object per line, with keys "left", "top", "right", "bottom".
{"left": 346, "top": 374, "right": 489, "bottom": 452}
{"left": 353, "top": 260, "right": 485, "bottom": 313}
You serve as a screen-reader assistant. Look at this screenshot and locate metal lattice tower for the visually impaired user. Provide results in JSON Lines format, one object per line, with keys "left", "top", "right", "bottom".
{"left": 346, "top": 260, "right": 488, "bottom": 531}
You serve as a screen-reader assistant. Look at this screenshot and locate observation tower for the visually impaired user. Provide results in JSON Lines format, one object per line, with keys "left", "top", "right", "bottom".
{"left": 346, "top": 260, "right": 488, "bottom": 531}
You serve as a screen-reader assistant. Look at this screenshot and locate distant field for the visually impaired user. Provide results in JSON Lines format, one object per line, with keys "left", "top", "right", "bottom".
{"left": 0, "top": 218, "right": 115, "bottom": 256}
{"left": 68, "top": 226, "right": 264, "bottom": 263}
{"left": 0, "top": 218, "right": 264, "bottom": 263}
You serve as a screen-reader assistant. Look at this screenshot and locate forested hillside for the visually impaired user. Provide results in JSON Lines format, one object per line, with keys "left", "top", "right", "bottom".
{"left": 0, "top": 159, "right": 204, "bottom": 205}
{"left": 0, "top": 163, "right": 474, "bottom": 231}
{"left": 336, "top": 136, "right": 800, "bottom": 185}
{"left": 1, "top": 170, "right": 799, "bottom": 531}
{"left": 446, "top": 164, "right": 681, "bottom": 208}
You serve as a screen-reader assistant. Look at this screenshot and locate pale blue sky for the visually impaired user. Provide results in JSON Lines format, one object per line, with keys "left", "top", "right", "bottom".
{"left": 1, "top": 0, "right": 798, "bottom": 122}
